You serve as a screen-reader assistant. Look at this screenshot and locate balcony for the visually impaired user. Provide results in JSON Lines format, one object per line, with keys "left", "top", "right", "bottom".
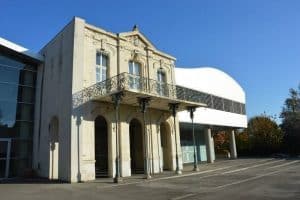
{"left": 72, "top": 72, "right": 207, "bottom": 111}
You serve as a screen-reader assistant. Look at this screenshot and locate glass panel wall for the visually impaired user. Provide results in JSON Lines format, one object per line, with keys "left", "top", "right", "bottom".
{"left": 0, "top": 52, "right": 37, "bottom": 177}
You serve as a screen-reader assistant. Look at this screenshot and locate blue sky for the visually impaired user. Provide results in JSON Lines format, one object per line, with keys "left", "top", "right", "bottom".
{"left": 1, "top": 0, "right": 299, "bottom": 122}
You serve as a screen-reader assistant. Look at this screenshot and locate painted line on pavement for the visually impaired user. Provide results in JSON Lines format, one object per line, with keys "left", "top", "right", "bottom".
{"left": 221, "top": 159, "right": 284, "bottom": 175}
{"left": 159, "top": 158, "right": 277, "bottom": 181}
{"left": 97, "top": 166, "right": 235, "bottom": 189}
{"left": 170, "top": 193, "right": 196, "bottom": 200}
{"left": 97, "top": 159, "right": 277, "bottom": 189}
{"left": 172, "top": 161, "right": 300, "bottom": 200}
{"left": 215, "top": 160, "right": 300, "bottom": 190}
{"left": 268, "top": 160, "right": 299, "bottom": 169}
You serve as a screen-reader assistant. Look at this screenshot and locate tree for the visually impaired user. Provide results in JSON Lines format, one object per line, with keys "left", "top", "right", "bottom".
{"left": 213, "top": 131, "right": 229, "bottom": 154}
{"left": 235, "top": 129, "right": 250, "bottom": 155}
{"left": 247, "top": 115, "right": 283, "bottom": 155}
{"left": 280, "top": 85, "right": 300, "bottom": 155}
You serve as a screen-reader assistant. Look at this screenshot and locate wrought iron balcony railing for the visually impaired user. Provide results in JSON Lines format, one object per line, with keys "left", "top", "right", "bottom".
{"left": 72, "top": 73, "right": 177, "bottom": 107}
{"left": 72, "top": 72, "right": 246, "bottom": 115}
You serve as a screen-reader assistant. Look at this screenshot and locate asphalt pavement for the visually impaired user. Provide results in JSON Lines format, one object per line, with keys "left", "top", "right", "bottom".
{"left": 1, "top": 158, "right": 299, "bottom": 200}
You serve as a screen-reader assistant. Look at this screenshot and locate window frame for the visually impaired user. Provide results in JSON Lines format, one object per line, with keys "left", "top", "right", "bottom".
{"left": 95, "top": 52, "right": 108, "bottom": 83}
{"left": 157, "top": 69, "right": 167, "bottom": 96}
{"left": 128, "top": 61, "right": 142, "bottom": 90}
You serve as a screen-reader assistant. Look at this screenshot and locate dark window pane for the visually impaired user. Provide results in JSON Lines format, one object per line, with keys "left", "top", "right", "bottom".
{"left": 15, "top": 121, "right": 33, "bottom": 139}
{"left": 16, "top": 103, "right": 34, "bottom": 121}
{"left": 232, "top": 102, "right": 241, "bottom": 114}
{"left": 212, "top": 96, "right": 223, "bottom": 110}
{"left": 0, "top": 160, "right": 6, "bottom": 178}
{"left": 102, "top": 54, "right": 107, "bottom": 67}
{"left": 9, "top": 157, "right": 31, "bottom": 177}
{"left": 0, "top": 121, "right": 33, "bottom": 139}
{"left": 0, "top": 141, "right": 8, "bottom": 158}
{"left": 19, "top": 70, "right": 36, "bottom": 86}
{"left": 241, "top": 104, "right": 246, "bottom": 114}
{"left": 96, "top": 52, "right": 101, "bottom": 65}
{"left": 224, "top": 99, "right": 232, "bottom": 112}
{"left": 0, "top": 127, "right": 15, "bottom": 138}
{"left": 17, "top": 86, "right": 35, "bottom": 103}
{"left": 10, "top": 139, "right": 32, "bottom": 159}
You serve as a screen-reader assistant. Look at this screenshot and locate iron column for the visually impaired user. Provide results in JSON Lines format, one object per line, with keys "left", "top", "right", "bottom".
{"left": 112, "top": 92, "right": 123, "bottom": 183}
{"left": 187, "top": 106, "right": 199, "bottom": 171}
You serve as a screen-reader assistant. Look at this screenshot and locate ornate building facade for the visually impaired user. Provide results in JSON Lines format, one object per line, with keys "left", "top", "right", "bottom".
{"left": 0, "top": 17, "right": 247, "bottom": 182}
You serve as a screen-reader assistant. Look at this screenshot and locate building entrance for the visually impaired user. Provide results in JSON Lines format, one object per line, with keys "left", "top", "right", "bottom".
{"left": 129, "top": 119, "right": 144, "bottom": 174}
{"left": 160, "top": 122, "right": 172, "bottom": 170}
{"left": 94, "top": 116, "right": 108, "bottom": 177}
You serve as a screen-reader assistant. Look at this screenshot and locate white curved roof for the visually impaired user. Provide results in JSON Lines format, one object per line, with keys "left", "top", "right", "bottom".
{"left": 175, "top": 67, "right": 245, "bottom": 103}
{"left": 175, "top": 67, "right": 247, "bottom": 128}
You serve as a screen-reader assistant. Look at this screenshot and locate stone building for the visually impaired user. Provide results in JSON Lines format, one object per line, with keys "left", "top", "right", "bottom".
{"left": 0, "top": 17, "right": 247, "bottom": 182}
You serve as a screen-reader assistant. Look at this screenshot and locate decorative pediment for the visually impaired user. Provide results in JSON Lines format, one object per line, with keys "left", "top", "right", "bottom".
{"left": 120, "top": 28, "right": 156, "bottom": 49}
{"left": 127, "top": 35, "right": 147, "bottom": 49}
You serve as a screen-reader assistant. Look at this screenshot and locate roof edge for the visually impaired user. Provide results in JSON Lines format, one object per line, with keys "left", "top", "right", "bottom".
{"left": 0, "top": 37, "right": 43, "bottom": 61}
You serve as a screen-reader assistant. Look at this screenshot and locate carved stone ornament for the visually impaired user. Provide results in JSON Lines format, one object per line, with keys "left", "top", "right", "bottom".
{"left": 101, "top": 39, "right": 107, "bottom": 50}
{"left": 134, "top": 36, "right": 139, "bottom": 46}
{"left": 127, "top": 35, "right": 146, "bottom": 49}
{"left": 132, "top": 50, "right": 140, "bottom": 60}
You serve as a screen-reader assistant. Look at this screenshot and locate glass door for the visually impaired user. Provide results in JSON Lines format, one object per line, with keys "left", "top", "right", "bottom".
{"left": 0, "top": 139, "right": 11, "bottom": 179}
{"left": 157, "top": 70, "right": 167, "bottom": 96}
{"left": 129, "top": 61, "right": 141, "bottom": 90}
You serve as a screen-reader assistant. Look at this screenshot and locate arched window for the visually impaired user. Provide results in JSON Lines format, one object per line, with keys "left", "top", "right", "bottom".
{"left": 96, "top": 52, "right": 108, "bottom": 83}
{"left": 128, "top": 61, "right": 141, "bottom": 90}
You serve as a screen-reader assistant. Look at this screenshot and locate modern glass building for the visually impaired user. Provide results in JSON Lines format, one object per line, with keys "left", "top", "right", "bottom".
{"left": 0, "top": 39, "right": 42, "bottom": 178}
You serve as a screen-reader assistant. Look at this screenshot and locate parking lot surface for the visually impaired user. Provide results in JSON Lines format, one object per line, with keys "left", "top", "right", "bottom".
{"left": 1, "top": 158, "right": 299, "bottom": 200}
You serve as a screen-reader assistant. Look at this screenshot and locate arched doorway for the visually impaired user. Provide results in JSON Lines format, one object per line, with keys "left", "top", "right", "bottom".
{"left": 49, "top": 117, "right": 59, "bottom": 179}
{"left": 129, "top": 119, "right": 144, "bottom": 174}
{"left": 160, "top": 122, "right": 172, "bottom": 170}
{"left": 94, "top": 116, "right": 108, "bottom": 177}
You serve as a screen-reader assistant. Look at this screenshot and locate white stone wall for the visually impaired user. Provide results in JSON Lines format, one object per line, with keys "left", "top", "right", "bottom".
{"left": 36, "top": 18, "right": 76, "bottom": 182}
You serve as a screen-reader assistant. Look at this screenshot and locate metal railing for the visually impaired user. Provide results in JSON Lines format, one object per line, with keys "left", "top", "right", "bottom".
{"left": 72, "top": 72, "right": 246, "bottom": 115}
{"left": 72, "top": 73, "right": 177, "bottom": 108}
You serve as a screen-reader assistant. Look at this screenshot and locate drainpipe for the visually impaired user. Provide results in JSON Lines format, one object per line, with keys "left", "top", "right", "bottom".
{"left": 146, "top": 47, "right": 151, "bottom": 92}
{"left": 117, "top": 34, "right": 120, "bottom": 76}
